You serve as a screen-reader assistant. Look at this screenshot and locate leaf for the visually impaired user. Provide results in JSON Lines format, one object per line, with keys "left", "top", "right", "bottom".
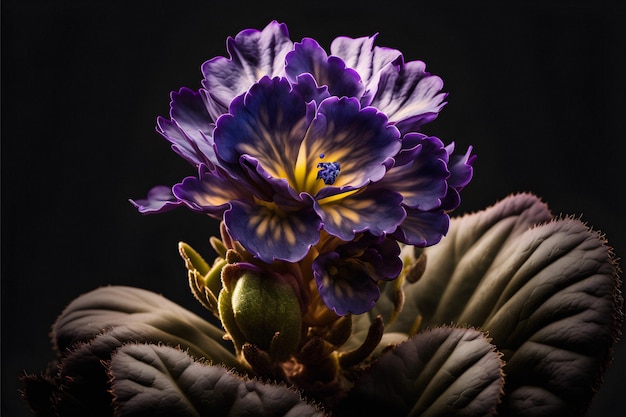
{"left": 52, "top": 285, "right": 237, "bottom": 367}
{"left": 21, "top": 287, "right": 242, "bottom": 416}
{"left": 109, "top": 343, "right": 329, "bottom": 417}
{"left": 19, "top": 371, "right": 62, "bottom": 417}
{"left": 395, "top": 193, "right": 623, "bottom": 416}
{"left": 342, "top": 327, "right": 504, "bottom": 417}
{"left": 388, "top": 193, "right": 553, "bottom": 333}
{"left": 20, "top": 329, "right": 143, "bottom": 417}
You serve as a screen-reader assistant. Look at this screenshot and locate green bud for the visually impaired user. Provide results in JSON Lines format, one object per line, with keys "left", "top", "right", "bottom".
{"left": 205, "top": 257, "right": 227, "bottom": 296}
{"left": 178, "top": 242, "right": 211, "bottom": 276}
{"left": 219, "top": 270, "right": 302, "bottom": 362}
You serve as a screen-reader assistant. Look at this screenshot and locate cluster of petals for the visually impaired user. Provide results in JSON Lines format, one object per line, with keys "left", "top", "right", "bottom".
{"left": 131, "top": 21, "right": 475, "bottom": 314}
{"left": 313, "top": 233, "right": 403, "bottom": 316}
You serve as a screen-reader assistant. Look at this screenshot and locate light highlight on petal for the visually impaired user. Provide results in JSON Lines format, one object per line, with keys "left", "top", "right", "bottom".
{"left": 370, "top": 58, "right": 447, "bottom": 133}
{"left": 157, "top": 87, "right": 217, "bottom": 168}
{"left": 201, "top": 21, "right": 294, "bottom": 119}
{"left": 225, "top": 201, "right": 322, "bottom": 263}
{"left": 130, "top": 185, "right": 182, "bottom": 214}
{"left": 286, "top": 38, "right": 364, "bottom": 99}
{"left": 315, "top": 188, "right": 405, "bottom": 241}
{"left": 330, "top": 34, "right": 402, "bottom": 100}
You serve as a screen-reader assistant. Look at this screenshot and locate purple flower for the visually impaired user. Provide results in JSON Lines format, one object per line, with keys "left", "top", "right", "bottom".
{"left": 131, "top": 21, "right": 474, "bottom": 267}
{"left": 313, "top": 234, "right": 403, "bottom": 316}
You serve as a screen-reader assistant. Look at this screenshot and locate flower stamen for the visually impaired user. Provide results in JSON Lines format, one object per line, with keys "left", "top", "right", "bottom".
{"left": 317, "top": 161, "right": 341, "bottom": 185}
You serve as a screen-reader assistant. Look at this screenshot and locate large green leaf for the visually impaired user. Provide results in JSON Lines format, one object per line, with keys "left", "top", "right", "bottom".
{"left": 109, "top": 343, "right": 329, "bottom": 417}
{"left": 395, "top": 193, "right": 623, "bottom": 416}
{"left": 342, "top": 327, "right": 504, "bottom": 416}
{"left": 52, "top": 285, "right": 237, "bottom": 367}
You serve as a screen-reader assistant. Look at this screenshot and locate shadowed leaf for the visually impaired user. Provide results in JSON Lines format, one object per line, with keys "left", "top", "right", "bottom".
{"left": 342, "top": 327, "right": 504, "bottom": 417}
{"left": 394, "top": 193, "right": 623, "bottom": 416}
{"left": 109, "top": 343, "right": 328, "bottom": 417}
{"left": 21, "top": 286, "right": 240, "bottom": 416}
{"left": 52, "top": 285, "right": 236, "bottom": 366}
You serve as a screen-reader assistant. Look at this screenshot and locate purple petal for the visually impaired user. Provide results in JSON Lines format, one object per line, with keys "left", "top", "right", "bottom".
{"left": 302, "top": 97, "right": 401, "bottom": 195}
{"left": 391, "top": 209, "right": 450, "bottom": 247}
{"left": 201, "top": 21, "right": 294, "bottom": 119}
{"left": 313, "top": 251, "right": 381, "bottom": 316}
{"left": 312, "top": 235, "right": 402, "bottom": 315}
{"left": 238, "top": 155, "right": 307, "bottom": 206}
{"left": 392, "top": 132, "right": 423, "bottom": 167}
{"left": 359, "top": 237, "right": 403, "bottom": 280}
{"left": 213, "top": 77, "right": 313, "bottom": 188}
{"left": 329, "top": 34, "right": 402, "bottom": 101}
{"left": 446, "top": 143, "right": 476, "bottom": 190}
{"left": 157, "top": 87, "right": 216, "bottom": 167}
{"left": 337, "top": 234, "right": 403, "bottom": 281}
{"left": 130, "top": 185, "right": 182, "bottom": 214}
{"left": 315, "top": 188, "right": 406, "bottom": 241}
{"left": 381, "top": 134, "right": 450, "bottom": 210}
{"left": 370, "top": 58, "right": 447, "bottom": 133}
{"left": 440, "top": 143, "right": 476, "bottom": 211}
{"left": 172, "top": 165, "right": 249, "bottom": 217}
{"left": 224, "top": 200, "right": 321, "bottom": 263}
{"left": 286, "top": 38, "right": 364, "bottom": 98}
{"left": 292, "top": 73, "right": 331, "bottom": 104}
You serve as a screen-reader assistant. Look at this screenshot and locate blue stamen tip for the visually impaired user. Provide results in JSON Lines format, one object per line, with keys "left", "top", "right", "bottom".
{"left": 317, "top": 161, "right": 340, "bottom": 185}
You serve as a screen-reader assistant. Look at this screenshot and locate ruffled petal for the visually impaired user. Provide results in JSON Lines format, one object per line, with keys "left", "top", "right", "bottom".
{"left": 171, "top": 165, "right": 249, "bottom": 217}
{"left": 214, "top": 77, "right": 314, "bottom": 188}
{"left": 382, "top": 133, "right": 450, "bottom": 210}
{"left": 446, "top": 143, "right": 476, "bottom": 190}
{"left": 285, "top": 38, "right": 364, "bottom": 99}
{"left": 129, "top": 185, "right": 182, "bottom": 214}
{"left": 201, "top": 21, "right": 294, "bottom": 119}
{"left": 224, "top": 200, "right": 322, "bottom": 263}
{"left": 329, "top": 34, "right": 402, "bottom": 101}
{"left": 440, "top": 143, "right": 476, "bottom": 211}
{"left": 391, "top": 208, "right": 450, "bottom": 247}
{"left": 370, "top": 58, "right": 447, "bottom": 133}
{"left": 313, "top": 251, "right": 381, "bottom": 316}
{"left": 238, "top": 155, "right": 305, "bottom": 206}
{"left": 291, "top": 73, "right": 331, "bottom": 105}
{"left": 342, "top": 234, "right": 403, "bottom": 281}
{"left": 391, "top": 129, "right": 424, "bottom": 167}
{"left": 300, "top": 96, "right": 401, "bottom": 195}
{"left": 315, "top": 188, "right": 405, "bottom": 241}
{"left": 360, "top": 238, "right": 403, "bottom": 280}
{"left": 157, "top": 87, "right": 216, "bottom": 167}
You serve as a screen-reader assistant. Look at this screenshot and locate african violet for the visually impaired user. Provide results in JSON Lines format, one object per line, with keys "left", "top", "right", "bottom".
{"left": 20, "top": 21, "right": 622, "bottom": 417}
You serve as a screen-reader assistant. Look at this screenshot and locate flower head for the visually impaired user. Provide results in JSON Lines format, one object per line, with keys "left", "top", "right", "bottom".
{"left": 131, "top": 21, "right": 474, "bottom": 312}
{"left": 313, "top": 234, "right": 403, "bottom": 315}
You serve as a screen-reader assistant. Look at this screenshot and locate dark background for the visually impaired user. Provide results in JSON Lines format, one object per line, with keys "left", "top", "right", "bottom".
{"left": 2, "top": 1, "right": 625, "bottom": 416}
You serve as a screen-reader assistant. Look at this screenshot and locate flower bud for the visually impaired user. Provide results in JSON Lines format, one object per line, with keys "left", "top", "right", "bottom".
{"left": 218, "top": 268, "right": 302, "bottom": 362}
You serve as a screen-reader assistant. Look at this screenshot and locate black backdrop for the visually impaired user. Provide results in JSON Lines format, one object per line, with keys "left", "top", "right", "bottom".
{"left": 2, "top": 1, "right": 625, "bottom": 416}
